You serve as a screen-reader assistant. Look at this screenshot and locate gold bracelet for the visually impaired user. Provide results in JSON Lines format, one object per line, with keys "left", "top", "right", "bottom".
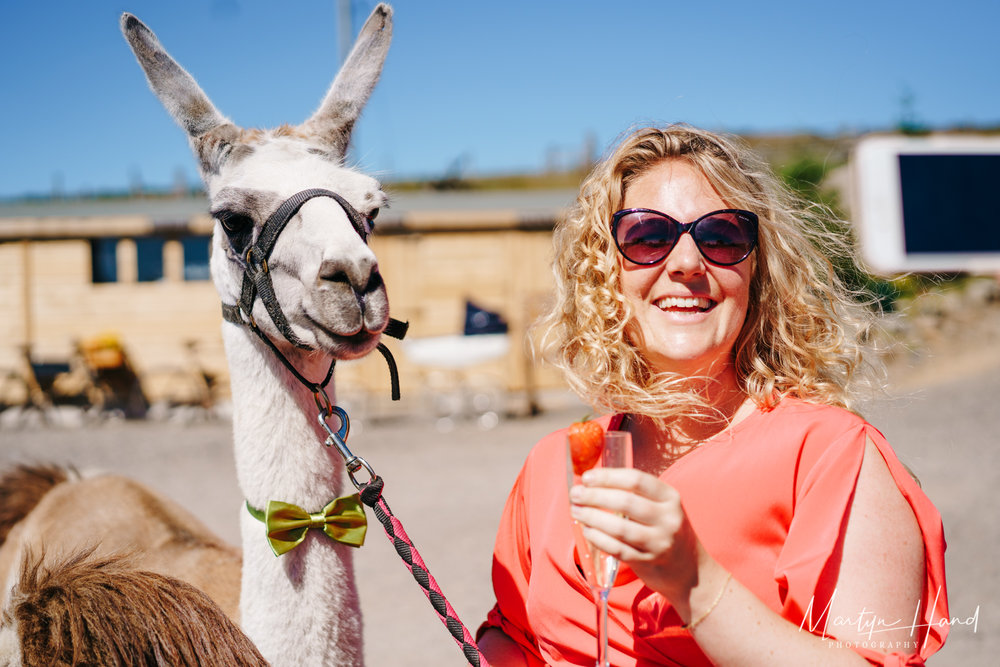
{"left": 683, "top": 572, "right": 732, "bottom": 631}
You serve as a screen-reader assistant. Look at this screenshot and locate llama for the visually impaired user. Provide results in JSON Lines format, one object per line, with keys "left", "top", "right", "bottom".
{"left": 0, "top": 4, "right": 395, "bottom": 665}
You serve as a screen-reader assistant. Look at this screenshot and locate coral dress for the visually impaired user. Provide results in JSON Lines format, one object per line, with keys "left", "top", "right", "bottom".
{"left": 482, "top": 398, "right": 948, "bottom": 666}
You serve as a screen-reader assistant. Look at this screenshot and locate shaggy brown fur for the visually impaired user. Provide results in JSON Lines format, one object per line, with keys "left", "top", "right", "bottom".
{"left": 4, "top": 550, "right": 267, "bottom": 666}
{"left": 0, "top": 468, "right": 242, "bottom": 622}
{"left": 0, "top": 465, "right": 71, "bottom": 546}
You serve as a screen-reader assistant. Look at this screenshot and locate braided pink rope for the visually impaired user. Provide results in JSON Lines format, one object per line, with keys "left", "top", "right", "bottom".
{"left": 369, "top": 492, "right": 489, "bottom": 666}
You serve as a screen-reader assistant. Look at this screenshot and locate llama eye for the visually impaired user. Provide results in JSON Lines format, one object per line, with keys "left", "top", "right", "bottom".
{"left": 215, "top": 210, "right": 253, "bottom": 233}
{"left": 214, "top": 210, "right": 255, "bottom": 255}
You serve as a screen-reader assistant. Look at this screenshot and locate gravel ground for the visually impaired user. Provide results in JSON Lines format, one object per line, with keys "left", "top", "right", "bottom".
{"left": 1, "top": 366, "right": 996, "bottom": 665}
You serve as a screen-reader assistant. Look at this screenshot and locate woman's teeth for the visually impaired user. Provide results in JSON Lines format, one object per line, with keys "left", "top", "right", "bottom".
{"left": 655, "top": 296, "right": 713, "bottom": 312}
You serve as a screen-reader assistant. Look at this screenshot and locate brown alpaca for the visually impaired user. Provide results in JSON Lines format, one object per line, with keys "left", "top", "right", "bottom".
{"left": 0, "top": 465, "right": 242, "bottom": 622}
{"left": 1, "top": 550, "right": 267, "bottom": 666}
{"left": 0, "top": 464, "right": 70, "bottom": 545}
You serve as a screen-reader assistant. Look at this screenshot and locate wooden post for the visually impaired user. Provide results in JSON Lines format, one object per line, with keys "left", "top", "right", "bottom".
{"left": 118, "top": 239, "right": 137, "bottom": 283}
{"left": 164, "top": 238, "right": 183, "bottom": 282}
{"left": 20, "top": 240, "right": 32, "bottom": 347}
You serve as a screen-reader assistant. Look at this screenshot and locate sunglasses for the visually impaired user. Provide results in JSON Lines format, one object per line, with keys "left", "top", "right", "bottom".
{"left": 611, "top": 208, "right": 759, "bottom": 266}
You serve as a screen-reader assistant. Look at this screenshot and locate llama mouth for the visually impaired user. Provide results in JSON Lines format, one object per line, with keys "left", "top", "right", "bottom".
{"left": 325, "top": 330, "right": 382, "bottom": 359}
{"left": 654, "top": 296, "right": 715, "bottom": 313}
{"left": 304, "top": 315, "right": 383, "bottom": 356}
{"left": 328, "top": 326, "right": 380, "bottom": 345}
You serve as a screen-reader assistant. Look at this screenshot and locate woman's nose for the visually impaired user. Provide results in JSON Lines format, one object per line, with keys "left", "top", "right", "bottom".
{"left": 665, "top": 232, "right": 706, "bottom": 278}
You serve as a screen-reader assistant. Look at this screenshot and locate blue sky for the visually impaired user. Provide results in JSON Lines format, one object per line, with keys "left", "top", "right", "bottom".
{"left": 1, "top": 0, "right": 998, "bottom": 199}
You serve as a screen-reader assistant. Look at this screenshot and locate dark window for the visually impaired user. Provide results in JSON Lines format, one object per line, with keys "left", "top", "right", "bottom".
{"left": 136, "top": 237, "right": 165, "bottom": 282}
{"left": 182, "top": 235, "right": 212, "bottom": 281}
{"left": 91, "top": 238, "right": 118, "bottom": 283}
{"left": 899, "top": 154, "right": 1000, "bottom": 254}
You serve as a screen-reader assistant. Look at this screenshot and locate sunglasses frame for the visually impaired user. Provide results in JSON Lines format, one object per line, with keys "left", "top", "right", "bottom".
{"left": 611, "top": 207, "right": 759, "bottom": 266}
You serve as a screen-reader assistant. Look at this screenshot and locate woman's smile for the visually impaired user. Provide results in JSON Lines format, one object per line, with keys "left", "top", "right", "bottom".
{"left": 653, "top": 296, "right": 716, "bottom": 313}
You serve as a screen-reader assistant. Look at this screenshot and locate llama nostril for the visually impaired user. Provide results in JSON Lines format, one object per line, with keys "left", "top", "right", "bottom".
{"left": 364, "top": 270, "right": 384, "bottom": 294}
{"left": 321, "top": 270, "right": 351, "bottom": 285}
{"left": 354, "top": 270, "right": 384, "bottom": 311}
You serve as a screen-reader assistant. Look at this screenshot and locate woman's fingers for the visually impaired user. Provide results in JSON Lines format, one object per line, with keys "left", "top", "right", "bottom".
{"left": 569, "top": 468, "right": 690, "bottom": 565}
{"left": 571, "top": 492, "right": 684, "bottom": 562}
{"left": 569, "top": 468, "right": 703, "bottom": 598}
{"left": 572, "top": 505, "right": 681, "bottom": 553}
{"left": 571, "top": 485, "right": 653, "bottom": 523}
{"left": 570, "top": 469, "right": 680, "bottom": 524}
{"left": 581, "top": 467, "right": 674, "bottom": 500}
{"left": 578, "top": 524, "right": 646, "bottom": 562}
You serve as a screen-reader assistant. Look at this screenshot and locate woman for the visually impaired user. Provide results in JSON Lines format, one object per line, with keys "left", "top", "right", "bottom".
{"left": 478, "top": 125, "right": 948, "bottom": 666}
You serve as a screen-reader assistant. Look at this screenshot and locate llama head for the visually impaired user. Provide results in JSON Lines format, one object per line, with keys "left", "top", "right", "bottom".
{"left": 121, "top": 5, "right": 393, "bottom": 360}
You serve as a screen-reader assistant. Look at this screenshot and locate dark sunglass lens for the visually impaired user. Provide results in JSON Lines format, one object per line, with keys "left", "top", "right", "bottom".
{"left": 694, "top": 212, "right": 756, "bottom": 265}
{"left": 616, "top": 212, "right": 678, "bottom": 264}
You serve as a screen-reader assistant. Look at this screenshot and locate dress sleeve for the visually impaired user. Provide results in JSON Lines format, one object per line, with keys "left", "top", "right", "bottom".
{"left": 478, "top": 462, "right": 547, "bottom": 666}
{"left": 773, "top": 422, "right": 948, "bottom": 666}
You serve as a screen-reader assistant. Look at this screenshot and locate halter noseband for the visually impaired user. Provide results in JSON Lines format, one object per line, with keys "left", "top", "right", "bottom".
{"left": 221, "top": 188, "right": 408, "bottom": 399}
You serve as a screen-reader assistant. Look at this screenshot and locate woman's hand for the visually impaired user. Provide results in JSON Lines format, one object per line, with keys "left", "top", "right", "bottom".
{"left": 569, "top": 467, "right": 704, "bottom": 606}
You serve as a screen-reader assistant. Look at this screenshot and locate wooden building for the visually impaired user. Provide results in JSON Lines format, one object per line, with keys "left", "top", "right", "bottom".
{"left": 0, "top": 189, "right": 578, "bottom": 419}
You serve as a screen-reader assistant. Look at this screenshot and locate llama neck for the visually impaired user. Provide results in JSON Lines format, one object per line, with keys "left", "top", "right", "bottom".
{"left": 224, "top": 326, "right": 364, "bottom": 667}
{"left": 225, "top": 328, "right": 346, "bottom": 507}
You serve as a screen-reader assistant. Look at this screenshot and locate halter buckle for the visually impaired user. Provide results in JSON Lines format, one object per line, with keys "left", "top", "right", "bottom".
{"left": 245, "top": 247, "right": 268, "bottom": 274}
{"left": 241, "top": 306, "right": 257, "bottom": 329}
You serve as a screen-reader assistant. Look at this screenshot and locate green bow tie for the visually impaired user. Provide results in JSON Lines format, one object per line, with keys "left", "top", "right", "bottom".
{"left": 246, "top": 494, "right": 367, "bottom": 556}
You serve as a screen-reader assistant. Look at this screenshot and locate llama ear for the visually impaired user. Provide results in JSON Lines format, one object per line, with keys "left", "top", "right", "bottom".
{"left": 302, "top": 3, "right": 393, "bottom": 157}
{"left": 121, "top": 13, "right": 235, "bottom": 170}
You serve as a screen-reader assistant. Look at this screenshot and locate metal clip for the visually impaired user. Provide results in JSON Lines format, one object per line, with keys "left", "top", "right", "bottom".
{"left": 346, "top": 456, "right": 376, "bottom": 490}
{"left": 316, "top": 403, "right": 376, "bottom": 490}
{"left": 318, "top": 404, "right": 350, "bottom": 452}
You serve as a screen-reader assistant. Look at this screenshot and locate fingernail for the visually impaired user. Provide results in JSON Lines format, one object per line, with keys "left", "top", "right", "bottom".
{"left": 570, "top": 505, "right": 581, "bottom": 519}
{"left": 569, "top": 486, "right": 582, "bottom": 502}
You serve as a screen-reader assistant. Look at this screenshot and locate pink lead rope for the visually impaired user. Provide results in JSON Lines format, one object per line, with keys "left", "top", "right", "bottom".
{"left": 317, "top": 402, "right": 489, "bottom": 666}
{"left": 359, "top": 476, "right": 489, "bottom": 666}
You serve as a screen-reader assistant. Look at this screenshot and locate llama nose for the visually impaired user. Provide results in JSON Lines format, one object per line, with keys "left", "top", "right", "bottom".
{"left": 319, "top": 257, "right": 383, "bottom": 297}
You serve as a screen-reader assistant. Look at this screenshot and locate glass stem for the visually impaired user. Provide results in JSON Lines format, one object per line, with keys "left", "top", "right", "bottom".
{"left": 596, "top": 587, "right": 611, "bottom": 667}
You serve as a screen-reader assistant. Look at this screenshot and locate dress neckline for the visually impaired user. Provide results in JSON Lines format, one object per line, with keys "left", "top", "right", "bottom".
{"left": 611, "top": 399, "right": 770, "bottom": 479}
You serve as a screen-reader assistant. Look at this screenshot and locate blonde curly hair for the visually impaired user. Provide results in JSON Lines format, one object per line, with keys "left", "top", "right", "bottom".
{"left": 536, "top": 124, "right": 882, "bottom": 421}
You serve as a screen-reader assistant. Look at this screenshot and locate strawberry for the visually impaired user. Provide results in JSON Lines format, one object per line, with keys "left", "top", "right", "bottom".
{"left": 568, "top": 417, "right": 604, "bottom": 475}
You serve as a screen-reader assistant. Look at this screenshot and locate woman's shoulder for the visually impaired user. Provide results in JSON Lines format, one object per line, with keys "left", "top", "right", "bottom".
{"left": 755, "top": 396, "right": 896, "bottom": 483}
{"left": 765, "top": 395, "right": 865, "bottom": 421}
{"left": 758, "top": 395, "right": 872, "bottom": 438}
{"left": 736, "top": 396, "right": 878, "bottom": 471}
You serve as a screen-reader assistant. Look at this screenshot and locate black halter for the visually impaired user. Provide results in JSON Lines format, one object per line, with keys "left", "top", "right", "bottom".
{"left": 221, "top": 188, "right": 407, "bottom": 399}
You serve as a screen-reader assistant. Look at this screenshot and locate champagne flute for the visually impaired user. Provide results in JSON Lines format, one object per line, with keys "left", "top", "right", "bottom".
{"left": 567, "top": 429, "right": 633, "bottom": 667}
